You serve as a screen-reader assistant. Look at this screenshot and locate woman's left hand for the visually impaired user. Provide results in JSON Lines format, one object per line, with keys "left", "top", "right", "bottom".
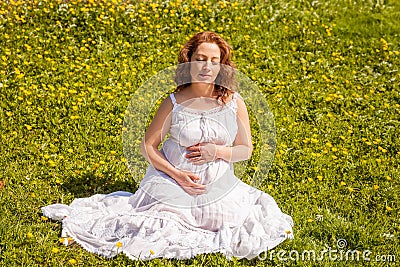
{"left": 185, "top": 143, "right": 218, "bottom": 165}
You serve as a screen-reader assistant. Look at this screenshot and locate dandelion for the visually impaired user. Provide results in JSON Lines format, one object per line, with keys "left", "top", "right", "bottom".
{"left": 150, "top": 249, "right": 155, "bottom": 255}
{"left": 386, "top": 206, "right": 392, "bottom": 212}
{"left": 307, "top": 218, "right": 313, "bottom": 223}
{"left": 284, "top": 230, "right": 291, "bottom": 235}
{"left": 373, "top": 185, "right": 379, "bottom": 190}
{"left": 69, "top": 259, "right": 77, "bottom": 264}
{"left": 116, "top": 242, "right": 123, "bottom": 248}
{"left": 41, "top": 216, "right": 48, "bottom": 221}
{"left": 52, "top": 247, "right": 59, "bottom": 253}
{"left": 317, "top": 175, "right": 323, "bottom": 181}
{"left": 27, "top": 232, "right": 33, "bottom": 238}
{"left": 325, "top": 142, "right": 333, "bottom": 148}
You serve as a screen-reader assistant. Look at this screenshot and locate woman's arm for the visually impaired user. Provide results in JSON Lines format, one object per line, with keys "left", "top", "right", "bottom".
{"left": 140, "top": 96, "right": 206, "bottom": 195}
{"left": 186, "top": 96, "right": 253, "bottom": 164}
{"left": 217, "top": 95, "right": 253, "bottom": 162}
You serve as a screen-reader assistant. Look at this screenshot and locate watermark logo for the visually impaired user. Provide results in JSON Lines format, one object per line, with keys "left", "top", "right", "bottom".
{"left": 258, "top": 239, "right": 396, "bottom": 262}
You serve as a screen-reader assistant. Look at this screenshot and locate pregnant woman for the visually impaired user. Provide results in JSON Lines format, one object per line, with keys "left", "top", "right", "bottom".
{"left": 42, "top": 31, "right": 294, "bottom": 261}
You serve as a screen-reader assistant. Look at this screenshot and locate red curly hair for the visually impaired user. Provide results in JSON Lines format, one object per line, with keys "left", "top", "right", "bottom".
{"left": 174, "top": 32, "right": 236, "bottom": 103}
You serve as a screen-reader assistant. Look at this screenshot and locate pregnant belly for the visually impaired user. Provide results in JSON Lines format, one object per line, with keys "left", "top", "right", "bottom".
{"left": 161, "top": 138, "right": 231, "bottom": 185}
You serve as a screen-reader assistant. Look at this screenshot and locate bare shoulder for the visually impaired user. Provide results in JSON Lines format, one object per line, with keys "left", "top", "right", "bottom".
{"left": 234, "top": 93, "right": 247, "bottom": 110}
{"left": 161, "top": 94, "right": 174, "bottom": 109}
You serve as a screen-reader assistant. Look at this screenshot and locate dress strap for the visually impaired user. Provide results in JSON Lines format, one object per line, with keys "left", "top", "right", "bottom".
{"left": 232, "top": 91, "right": 241, "bottom": 102}
{"left": 169, "top": 93, "right": 177, "bottom": 106}
{"left": 232, "top": 91, "right": 238, "bottom": 100}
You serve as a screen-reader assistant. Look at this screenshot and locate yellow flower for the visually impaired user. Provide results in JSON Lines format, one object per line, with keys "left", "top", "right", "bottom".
{"left": 317, "top": 175, "right": 323, "bottom": 181}
{"left": 41, "top": 216, "right": 48, "bottom": 221}
{"left": 69, "top": 259, "right": 77, "bottom": 264}
{"left": 25, "top": 124, "right": 33, "bottom": 130}
{"left": 116, "top": 242, "right": 123, "bottom": 248}
{"left": 307, "top": 218, "right": 313, "bottom": 223}
{"left": 340, "top": 182, "right": 346, "bottom": 186}
{"left": 386, "top": 206, "right": 392, "bottom": 212}
{"left": 285, "top": 230, "right": 291, "bottom": 235}
{"left": 373, "top": 185, "right": 379, "bottom": 190}
{"left": 150, "top": 249, "right": 155, "bottom": 255}
{"left": 52, "top": 247, "right": 59, "bottom": 253}
{"left": 27, "top": 232, "right": 33, "bottom": 238}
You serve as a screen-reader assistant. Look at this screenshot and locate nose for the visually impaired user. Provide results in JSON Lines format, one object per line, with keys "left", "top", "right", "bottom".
{"left": 202, "top": 61, "right": 212, "bottom": 70}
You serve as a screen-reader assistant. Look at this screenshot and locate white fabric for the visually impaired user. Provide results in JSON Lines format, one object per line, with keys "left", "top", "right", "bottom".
{"left": 41, "top": 92, "right": 294, "bottom": 261}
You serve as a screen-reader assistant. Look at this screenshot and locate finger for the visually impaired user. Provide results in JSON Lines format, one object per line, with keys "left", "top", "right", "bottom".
{"left": 183, "top": 185, "right": 206, "bottom": 195}
{"left": 192, "top": 159, "right": 206, "bottom": 165}
{"left": 187, "top": 154, "right": 201, "bottom": 161}
{"left": 192, "top": 183, "right": 206, "bottom": 189}
{"left": 186, "top": 152, "right": 201, "bottom": 158}
{"left": 189, "top": 176, "right": 200, "bottom": 181}
{"left": 188, "top": 174, "right": 202, "bottom": 181}
{"left": 188, "top": 187, "right": 206, "bottom": 195}
{"left": 189, "top": 158, "right": 202, "bottom": 163}
{"left": 186, "top": 147, "right": 200, "bottom": 152}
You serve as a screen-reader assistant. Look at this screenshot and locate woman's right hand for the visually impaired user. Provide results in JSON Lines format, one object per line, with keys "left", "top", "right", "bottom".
{"left": 173, "top": 170, "right": 207, "bottom": 195}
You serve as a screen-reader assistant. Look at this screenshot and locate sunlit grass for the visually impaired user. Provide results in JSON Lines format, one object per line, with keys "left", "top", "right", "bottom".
{"left": 0, "top": 0, "right": 399, "bottom": 266}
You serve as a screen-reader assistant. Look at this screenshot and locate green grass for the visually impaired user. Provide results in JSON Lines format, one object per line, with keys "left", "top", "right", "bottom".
{"left": 1, "top": 0, "right": 399, "bottom": 266}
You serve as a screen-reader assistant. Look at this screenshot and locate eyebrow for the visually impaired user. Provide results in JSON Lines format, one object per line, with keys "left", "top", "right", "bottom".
{"left": 195, "top": 53, "right": 220, "bottom": 59}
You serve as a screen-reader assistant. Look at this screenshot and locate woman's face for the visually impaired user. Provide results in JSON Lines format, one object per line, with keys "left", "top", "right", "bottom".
{"left": 189, "top": 42, "right": 221, "bottom": 84}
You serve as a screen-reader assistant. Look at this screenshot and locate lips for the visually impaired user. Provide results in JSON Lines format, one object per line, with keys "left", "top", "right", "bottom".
{"left": 199, "top": 73, "right": 212, "bottom": 78}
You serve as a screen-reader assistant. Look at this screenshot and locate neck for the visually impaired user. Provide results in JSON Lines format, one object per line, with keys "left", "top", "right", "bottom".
{"left": 188, "top": 82, "right": 216, "bottom": 98}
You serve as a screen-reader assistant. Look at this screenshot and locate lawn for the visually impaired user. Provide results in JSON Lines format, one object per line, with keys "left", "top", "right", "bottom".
{"left": 0, "top": 0, "right": 399, "bottom": 266}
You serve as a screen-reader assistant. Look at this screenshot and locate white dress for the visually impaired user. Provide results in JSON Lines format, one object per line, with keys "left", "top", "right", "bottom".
{"left": 41, "top": 92, "right": 294, "bottom": 261}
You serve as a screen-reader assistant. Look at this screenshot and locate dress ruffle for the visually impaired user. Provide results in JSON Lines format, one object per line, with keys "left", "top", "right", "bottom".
{"left": 42, "top": 183, "right": 293, "bottom": 261}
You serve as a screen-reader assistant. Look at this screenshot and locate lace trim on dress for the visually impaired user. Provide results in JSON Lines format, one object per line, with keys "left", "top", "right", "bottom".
{"left": 169, "top": 92, "right": 239, "bottom": 115}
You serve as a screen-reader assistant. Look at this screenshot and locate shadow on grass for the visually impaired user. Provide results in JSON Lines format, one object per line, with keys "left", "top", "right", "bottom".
{"left": 61, "top": 170, "right": 139, "bottom": 199}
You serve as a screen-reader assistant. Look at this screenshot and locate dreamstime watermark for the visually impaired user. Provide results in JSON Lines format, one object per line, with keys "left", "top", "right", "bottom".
{"left": 258, "top": 239, "right": 396, "bottom": 262}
